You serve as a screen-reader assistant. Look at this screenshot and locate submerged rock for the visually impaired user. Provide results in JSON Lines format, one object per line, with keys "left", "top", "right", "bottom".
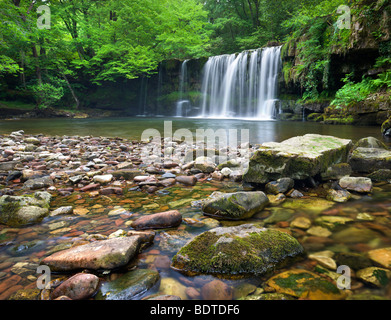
{"left": 171, "top": 224, "right": 304, "bottom": 276}
{"left": 201, "top": 280, "right": 233, "bottom": 300}
{"left": 367, "top": 247, "right": 391, "bottom": 269}
{"left": 96, "top": 269, "right": 160, "bottom": 300}
{"left": 327, "top": 189, "right": 351, "bottom": 203}
{"left": 356, "top": 267, "right": 391, "bottom": 287}
{"left": 243, "top": 134, "right": 352, "bottom": 184}
{"left": 201, "top": 191, "right": 269, "bottom": 220}
{"left": 266, "top": 269, "right": 347, "bottom": 300}
{"left": 51, "top": 273, "right": 100, "bottom": 300}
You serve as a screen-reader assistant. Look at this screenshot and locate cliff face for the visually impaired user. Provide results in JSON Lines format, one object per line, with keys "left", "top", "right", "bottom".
{"left": 279, "top": 0, "right": 391, "bottom": 126}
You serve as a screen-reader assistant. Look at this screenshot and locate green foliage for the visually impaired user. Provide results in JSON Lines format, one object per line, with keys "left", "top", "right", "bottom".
{"left": 28, "top": 82, "right": 65, "bottom": 109}
{"left": 330, "top": 74, "right": 373, "bottom": 108}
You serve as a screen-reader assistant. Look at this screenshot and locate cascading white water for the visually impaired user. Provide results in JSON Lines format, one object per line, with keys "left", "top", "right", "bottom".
{"left": 176, "top": 60, "right": 190, "bottom": 117}
{"left": 200, "top": 46, "right": 281, "bottom": 120}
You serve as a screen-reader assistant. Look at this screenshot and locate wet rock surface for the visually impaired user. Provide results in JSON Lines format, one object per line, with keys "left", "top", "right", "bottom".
{"left": 0, "top": 132, "right": 391, "bottom": 301}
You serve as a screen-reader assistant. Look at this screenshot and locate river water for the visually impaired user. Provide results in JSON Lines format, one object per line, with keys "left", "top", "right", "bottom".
{"left": 0, "top": 117, "right": 386, "bottom": 145}
{"left": 1, "top": 118, "right": 391, "bottom": 300}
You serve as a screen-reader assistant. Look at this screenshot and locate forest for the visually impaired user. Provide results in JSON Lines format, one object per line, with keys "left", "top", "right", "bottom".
{"left": 0, "top": 0, "right": 390, "bottom": 120}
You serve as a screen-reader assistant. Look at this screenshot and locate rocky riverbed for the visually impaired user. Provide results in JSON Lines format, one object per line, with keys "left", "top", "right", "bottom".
{"left": 1, "top": 131, "right": 391, "bottom": 300}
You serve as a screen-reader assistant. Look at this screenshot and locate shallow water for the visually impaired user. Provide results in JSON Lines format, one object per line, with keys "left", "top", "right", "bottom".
{"left": 0, "top": 117, "right": 386, "bottom": 145}
{"left": 1, "top": 118, "right": 391, "bottom": 300}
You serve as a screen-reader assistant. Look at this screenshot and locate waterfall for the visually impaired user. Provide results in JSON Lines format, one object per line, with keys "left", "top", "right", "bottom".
{"left": 199, "top": 46, "right": 281, "bottom": 120}
{"left": 176, "top": 60, "right": 190, "bottom": 117}
{"left": 137, "top": 76, "right": 149, "bottom": 117}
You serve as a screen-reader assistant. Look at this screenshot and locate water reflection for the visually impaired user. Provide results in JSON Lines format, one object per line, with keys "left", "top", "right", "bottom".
{"left": 0, "top": 117, "right": 386, "bottom": 146}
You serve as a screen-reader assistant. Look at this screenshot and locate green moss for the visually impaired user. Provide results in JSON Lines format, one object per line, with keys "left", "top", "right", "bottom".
{"left": 0, "top": 201, "right": 21, "bottom": 225}
{"left": 373, "top": 269, "right": 389, "bottom": 286}
{"left": 273, "top": 272, "right": 340, "bottom": 296}
{"left": 172, "top": 227, "right": 304, "bottom": 276}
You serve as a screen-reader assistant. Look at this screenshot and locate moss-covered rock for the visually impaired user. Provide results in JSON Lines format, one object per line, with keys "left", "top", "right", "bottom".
{"left": 171, "top": 224, "right": 304, "bottom": 276}
{"left": 202, "top": 191, "right": 269, "bottom": 220}
{"left": 0, "top": 192, "right": 51, "bottom": 227}
{"left": 368, "top": 169, "right": 391, "bottom": 182}
{"left": 355, "top": 137, "right": 388, "bottom": 149}
{"left": 243, "top": 134, "right": 352, "bottom": 184}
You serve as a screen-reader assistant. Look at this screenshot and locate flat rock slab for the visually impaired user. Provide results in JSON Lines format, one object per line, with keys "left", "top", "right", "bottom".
{"left": 41, "top": 236, "right": 143, "bottom": 271}
{"left": 171, "top": 224, "right": 304, "bottom": 276}
{"left": 243, "top": 134, "right": 352, "bottom": 184}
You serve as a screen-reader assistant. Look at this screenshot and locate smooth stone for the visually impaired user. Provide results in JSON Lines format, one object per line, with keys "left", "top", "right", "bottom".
{"left": 307, "top": 226, "right": 332, "bottom": 238}
{"left": 201, "top": 280, "right": 233, "bottom": 300}
{"left": 355, "top": 137, "right": 388, "bottom": 149}
{"left": 327, "top": 189, "right": 351, "bottom": 203}
{"left": 93, "top": 174, "right": 113, "bottom": 184}
{"left": 290, "top": 216, "right": 312, "bottom": 229}
{"left": 202, "top": 191, "right": 269, "bottom": 220}
{"left": 51, "top": 273, "right": 100, "bottom": 300}
{"left": 175, "top": 176, "right": 197, "bottom": 186}
{"left": 158, "top": 277, "right": 188, "bottom": 300}
{"left": 41, "top": 236, "right": 144, "bottom": 271}
{"left": 367, "top": 247, "right": 391, "bottom": 269}
{"left": 23, "top": 176, "right": 53, "bottom": 190}
{"left": 96, "top": 269, "right": 160, "bottom": 300}
{"left": 356, "top": 267, "right": 391, "bottom": 287}
{"left": 131, "top": 210, "right": 182, "bottom": 230}
{"left": 315, "top": 216, "right": 354, "bottom": 230}
{"left": 50, "top": 206, "right": 73, "bottom": 216}
{"left": 308, "top": 250, "right": 337, "bottom": 270}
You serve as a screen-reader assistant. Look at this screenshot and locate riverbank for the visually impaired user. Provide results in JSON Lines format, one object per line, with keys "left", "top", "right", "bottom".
{"left": 1, "top": 131, "right": 391, "bottom": 300}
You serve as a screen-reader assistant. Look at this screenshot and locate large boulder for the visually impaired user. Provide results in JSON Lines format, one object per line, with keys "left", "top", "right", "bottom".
{"left": 171, "top": 224, "right": 304, "bottom": 276}
{"left": 243, "top": 134, "right": 352, "bottom": 184}
{"left": 41, "top": 236, "right": 146, "bottom": 271}
{"left": 0, "top": 192, "right": 51, "bottom": 227}
{"left": 201, "top": 192, "right": 269, "bottom": 220}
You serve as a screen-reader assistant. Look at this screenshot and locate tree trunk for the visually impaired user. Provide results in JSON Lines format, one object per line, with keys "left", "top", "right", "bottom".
{"left": 61, "top": 72, "right": 80, "bottom": 109}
